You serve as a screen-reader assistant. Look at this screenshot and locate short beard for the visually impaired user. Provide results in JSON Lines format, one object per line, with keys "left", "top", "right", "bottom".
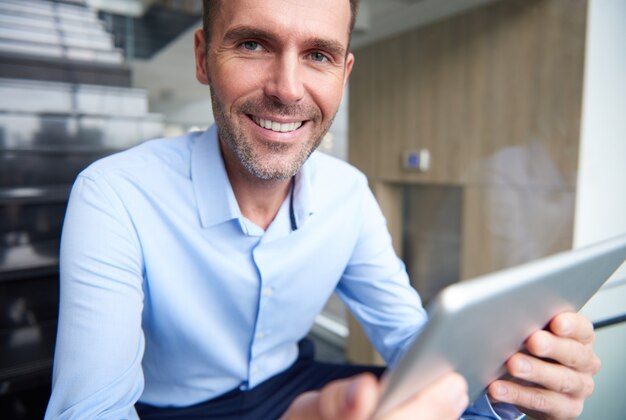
{"left": 209, "top": 87, "right": 332, "bottom": 181}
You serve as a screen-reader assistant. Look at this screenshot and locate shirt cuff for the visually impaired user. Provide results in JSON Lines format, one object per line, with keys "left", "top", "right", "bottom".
{"left": 461, "top": 393, "right": 525, "bottom": 420}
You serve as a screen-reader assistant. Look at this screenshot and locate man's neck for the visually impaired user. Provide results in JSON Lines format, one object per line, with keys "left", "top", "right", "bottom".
{"left": 219, "top": 141, "right": 292, "bottom": 231}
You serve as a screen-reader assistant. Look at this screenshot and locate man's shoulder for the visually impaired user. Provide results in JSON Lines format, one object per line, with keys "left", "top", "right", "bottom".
{"left": 80, "top": 132, "right": 199, "bottom": 181}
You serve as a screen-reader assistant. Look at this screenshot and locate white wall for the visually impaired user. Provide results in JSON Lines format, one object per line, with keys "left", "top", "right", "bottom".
{"left": 574, "top": 0, "right": 626, "bottom": 248}
{"left": 577, "top": 0, "right": 625, "bottom": 335}
{"left": 575, "top": 2, "right": 626, "bottom": 418}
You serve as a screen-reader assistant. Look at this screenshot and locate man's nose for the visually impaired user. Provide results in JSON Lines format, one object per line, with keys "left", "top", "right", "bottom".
{"left": 264, "top": 53, "right": 305, "bottom": 105}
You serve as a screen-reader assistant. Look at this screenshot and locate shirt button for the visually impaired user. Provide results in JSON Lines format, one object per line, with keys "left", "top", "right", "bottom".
{"left": 263, "top": 287, "right": 273, "bottom": 297}
{"left": 256, "top": 331, "right": 265, "bottom": 339}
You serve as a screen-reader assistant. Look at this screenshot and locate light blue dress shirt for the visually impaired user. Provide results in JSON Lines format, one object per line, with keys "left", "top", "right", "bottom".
{"left": 45, "top": 126, "right": 521, "bottom": 419}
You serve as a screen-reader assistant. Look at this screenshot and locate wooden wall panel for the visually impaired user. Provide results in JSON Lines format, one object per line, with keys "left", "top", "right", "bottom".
{"left": 346, "top": 0, "right": 587, "bottom": 363}
{"left": 348, "top": 0, "right": 586, "bottom": 269}
{"left": 349, "top": 0, "right": 587, "bottom": 188}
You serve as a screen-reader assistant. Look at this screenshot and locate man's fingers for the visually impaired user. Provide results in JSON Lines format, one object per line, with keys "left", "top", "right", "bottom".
{"left": 488, "top": 379, "right": 585, "bottom": 419}
{"left": 548, "top": 313, "right": 595, "bottom": 344}
{"left": 487, "top": 312, "right": 600, "bottom": 419}
{"left": 318, "top": 373, "right": 380, "bottom": 420}
{"left": 283, "top": 372, "right": 468, "bottom": 420}
{"left": 505, "top": 353, "right": 595, "bottom": 398}
{"left": 387, "top": 373, "right": 468, "bottom": 420}
{"left": 282, "top": 391, "right": 323, "bottom": 420}
{"left": 525, "top": 330, "right": 601, "bottom": 373}
{"left": 282, "top": 373, "right": 380, "bottom": 420}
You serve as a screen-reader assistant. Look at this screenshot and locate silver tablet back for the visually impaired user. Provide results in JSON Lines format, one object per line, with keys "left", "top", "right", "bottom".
{"left": 376, "top": 234, "right": 626, "bottom": 417}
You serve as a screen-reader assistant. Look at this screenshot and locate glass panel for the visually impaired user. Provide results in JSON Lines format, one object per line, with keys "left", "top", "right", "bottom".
{"left": 0, "top": 113, "right": 161, "bottom": 150}
{"left": 0, "top": 80, "right": 147, "bottom": 115}
{"left": 0, "top": 27, "right": 113, "bottom": 50}
{"left": 0, "top": 82, "right": 73, "bottom": 114}
{"left": 0, "top": 13, "right": 105, "bottom": 33}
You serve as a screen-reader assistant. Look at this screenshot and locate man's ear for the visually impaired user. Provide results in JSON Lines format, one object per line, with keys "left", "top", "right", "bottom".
{"left": 194, "top": 29, "right": 209, "bottom": 85}
{"left": 343, "top": 52, "right": 355, "bottom": 86}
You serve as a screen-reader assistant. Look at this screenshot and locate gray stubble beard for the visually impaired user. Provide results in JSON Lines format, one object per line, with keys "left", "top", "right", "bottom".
{"left": 208, "top": 82, "right": 333, "bottom": 181}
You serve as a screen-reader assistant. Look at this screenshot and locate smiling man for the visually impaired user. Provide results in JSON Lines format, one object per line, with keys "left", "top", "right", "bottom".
{"left": 199, "top": 0, "right": 356, "bottom": 232}
{"left": 46, "top": 1, "right": 600, "bottom": 419}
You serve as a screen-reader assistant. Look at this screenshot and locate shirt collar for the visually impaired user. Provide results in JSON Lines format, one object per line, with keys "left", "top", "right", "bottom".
{"left": 192, "top": 125, "right": 241, "bottom": 228}
{"left": 292, "top": 165, "right": 316, "bottom": 229}
{"left": 191, "top": 125, "right": 317, "bottom": 230}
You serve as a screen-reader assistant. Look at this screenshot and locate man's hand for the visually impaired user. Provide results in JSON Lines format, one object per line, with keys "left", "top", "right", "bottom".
{"left": 282, "top": 371, "right": 468, "bottom": 420}
{"left": 488, "top": 312, "right": 601, "bottom": 419}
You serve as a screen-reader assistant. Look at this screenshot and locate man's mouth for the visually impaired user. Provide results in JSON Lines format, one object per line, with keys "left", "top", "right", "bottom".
{"left": 251, "top": 116, "right": 304, "bottom": 133}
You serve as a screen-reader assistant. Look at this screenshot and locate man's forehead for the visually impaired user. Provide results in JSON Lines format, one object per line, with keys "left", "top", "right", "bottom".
{"left": 214, "top": 0, "right": 352, "bottom": 47}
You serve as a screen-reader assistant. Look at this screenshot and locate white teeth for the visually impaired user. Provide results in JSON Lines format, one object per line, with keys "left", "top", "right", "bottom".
{"left": 253, "top": 116, "right": 303, "bottom": 133}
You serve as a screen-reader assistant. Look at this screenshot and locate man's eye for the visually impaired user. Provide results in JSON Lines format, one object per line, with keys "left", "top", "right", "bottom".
{"left": 242, "top": 41, "right": 261, "bottom": 51}
{"left": 311, "top": 52, "right": 329, "bottom": 62}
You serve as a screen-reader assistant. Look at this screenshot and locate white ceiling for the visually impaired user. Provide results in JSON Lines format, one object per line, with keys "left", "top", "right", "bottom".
{"left": 352, "top": 0, "right": 501, "bottom": 48}
{"left": 131, "top": 0, "right": 501, "bottom": 127}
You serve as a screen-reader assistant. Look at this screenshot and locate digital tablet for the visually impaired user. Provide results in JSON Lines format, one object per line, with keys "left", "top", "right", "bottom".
{"left": 375, "top": 234, "right": 626, "bottom": 417}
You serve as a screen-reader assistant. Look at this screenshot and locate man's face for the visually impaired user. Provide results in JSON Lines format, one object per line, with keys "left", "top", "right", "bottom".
{"left": 194, "top": 0, "right": 354, "bottom": 180}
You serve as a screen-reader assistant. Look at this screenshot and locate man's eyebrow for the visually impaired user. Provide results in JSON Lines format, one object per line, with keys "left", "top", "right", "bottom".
{"left": 308, "top": 38, "right": 347, "bottom": 58}
{"left": 223, "top": 26, "right": 278, "bottom": 44}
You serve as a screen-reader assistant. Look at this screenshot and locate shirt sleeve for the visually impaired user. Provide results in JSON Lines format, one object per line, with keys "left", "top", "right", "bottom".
{"left": 335, "top": 180, "right": 427, "bottom": 365}
{"left": 463, "top": 394, "right": 526, "bottom": 420}
{"left": 45, "top": 175, "right": 145, "bottom": 420}
{"left": 335, "top": 181, "right": 525, "bottom": 420}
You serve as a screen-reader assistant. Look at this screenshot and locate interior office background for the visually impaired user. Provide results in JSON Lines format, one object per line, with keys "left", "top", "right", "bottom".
{"left": 0, "top": 0, "right": 624, "bottom": 418}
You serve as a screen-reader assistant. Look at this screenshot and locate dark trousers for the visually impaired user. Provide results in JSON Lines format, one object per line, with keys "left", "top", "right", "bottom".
{"left": 136, "top": 340, "right": 385, "bottom": 419}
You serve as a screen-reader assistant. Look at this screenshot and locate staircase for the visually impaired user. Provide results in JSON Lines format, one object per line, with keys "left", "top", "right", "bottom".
{"left": 0, "top": 0, "right": 163, "bottom": 414}
{"left": 0, "top": 0, "right": 130, "bottom": 85}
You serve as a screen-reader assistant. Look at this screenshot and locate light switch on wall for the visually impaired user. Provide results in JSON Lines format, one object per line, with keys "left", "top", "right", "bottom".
{"left": 402, "top": 149, "right": 431, "bottom": 172}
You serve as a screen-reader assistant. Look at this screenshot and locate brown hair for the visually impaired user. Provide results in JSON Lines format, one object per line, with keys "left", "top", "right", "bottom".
{"left": 201, "top": 0, "right": 360, "bottom": 50}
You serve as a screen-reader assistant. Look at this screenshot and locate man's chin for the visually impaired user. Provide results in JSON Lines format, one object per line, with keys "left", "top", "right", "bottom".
{"left": 246, "top": 162, "right": 300, "bottom": 181}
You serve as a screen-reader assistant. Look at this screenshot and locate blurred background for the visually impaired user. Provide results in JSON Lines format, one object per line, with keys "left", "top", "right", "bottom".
{"left": 0, "top": 0, "right": 624, "bottom": 418}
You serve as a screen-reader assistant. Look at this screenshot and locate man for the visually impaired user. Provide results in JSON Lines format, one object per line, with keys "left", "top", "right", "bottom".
{"left": 46, "top": 0, "right": 600, "bottom": 418}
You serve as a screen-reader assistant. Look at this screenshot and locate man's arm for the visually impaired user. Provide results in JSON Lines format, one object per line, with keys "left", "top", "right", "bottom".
{"left": 45, "top": 175, "right": 145, "bottom": 419}
{"left": 488, "top": 312, "right": 600, "bottom": 419}
{"left": 336, "top": 178, "right": 601, "bottom": 419}
{"left": 335, "top": 180, "right": 427, "bottom": 366}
